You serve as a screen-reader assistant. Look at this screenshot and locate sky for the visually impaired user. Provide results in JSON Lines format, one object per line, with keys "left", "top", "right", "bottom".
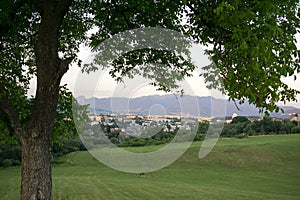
{"left": 28, "top": 33, "right": 300, "bottom": 108}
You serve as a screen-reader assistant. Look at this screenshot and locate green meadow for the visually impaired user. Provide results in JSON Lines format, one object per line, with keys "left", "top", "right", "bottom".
{"left": 1, "top": 134, "right": 300, "bottom": 200}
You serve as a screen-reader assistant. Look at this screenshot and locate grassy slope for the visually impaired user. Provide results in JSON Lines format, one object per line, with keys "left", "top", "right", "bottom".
{"left": 0, "top": 134, "right": 300, "bottom": 200}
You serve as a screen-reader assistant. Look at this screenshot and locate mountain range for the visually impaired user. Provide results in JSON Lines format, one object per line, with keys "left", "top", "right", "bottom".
{"left": 77, "top": 95, "right": 300, "bottom": 118}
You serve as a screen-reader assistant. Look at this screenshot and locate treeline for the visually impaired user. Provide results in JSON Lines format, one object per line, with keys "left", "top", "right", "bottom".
{"left": 0, "top": 138, "right": 86, "bottom": 168}
{"left": 221, "top": 116, "right": 300, "bottom": 138}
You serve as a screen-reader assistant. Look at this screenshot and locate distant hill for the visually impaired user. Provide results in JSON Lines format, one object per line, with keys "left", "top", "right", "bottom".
{"left": 77, "top": 95, "right": 300, "bottom": 118}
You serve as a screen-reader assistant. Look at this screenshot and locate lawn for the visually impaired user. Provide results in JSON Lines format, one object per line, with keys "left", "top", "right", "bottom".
{"left": 1, "top": 134, "right": 300, "bottom": 199}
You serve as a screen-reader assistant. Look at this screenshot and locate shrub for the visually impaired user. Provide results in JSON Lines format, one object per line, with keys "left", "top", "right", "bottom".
{"left": 291, "top": 126, "right": 300, "bottom": 134}
{"left": 2, "top": 159, "right": 13, "bottom": 168}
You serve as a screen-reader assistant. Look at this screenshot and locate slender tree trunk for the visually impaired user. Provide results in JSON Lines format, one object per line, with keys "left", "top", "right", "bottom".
{"left": 21, "top": 132, "right": 52, "bottom": 200}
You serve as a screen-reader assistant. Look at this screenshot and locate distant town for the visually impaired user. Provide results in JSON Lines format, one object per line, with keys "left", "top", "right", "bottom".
{"left": 87, "top": 113, "right": 300, "bottom": 136}
{"left": 88, "top": 114, "right": 196, "bottom": 135}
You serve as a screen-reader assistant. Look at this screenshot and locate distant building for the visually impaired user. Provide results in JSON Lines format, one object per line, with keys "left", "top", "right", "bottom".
{"left": 232, "top": 113, "right": 238, "bottom": 119}
{"left": 88, "top": 115, "right": 95, "bottom": 121}
{"left": 290, "top": 113, "right": 300, "bottom": 126}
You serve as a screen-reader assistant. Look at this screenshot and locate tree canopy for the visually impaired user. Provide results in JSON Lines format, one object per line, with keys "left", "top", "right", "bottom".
{"left": 183, "top": 0, "right": 300, "bottom": 112}
{"left": 1, "top": 0, "right": 299, "bottom": 114}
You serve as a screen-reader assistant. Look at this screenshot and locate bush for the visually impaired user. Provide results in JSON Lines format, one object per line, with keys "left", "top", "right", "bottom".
{"left": 2, "top": 159, "right": 13, "bottom": 168}
{"left": 51, "top": 138, "right": 87, "bottom": 157}
{"left": 291, "top": 126, "right": 300, "bottom": 134}
{"left": 0, "top": 144, "right": 21, "bottom": 161}
{"left": 0, "top": 144, "right": 22, "bottom": 167}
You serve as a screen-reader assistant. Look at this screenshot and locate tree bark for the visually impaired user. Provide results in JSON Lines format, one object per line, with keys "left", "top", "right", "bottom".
{"left": 20, "top": 133, "right": 52, "bottom": 200}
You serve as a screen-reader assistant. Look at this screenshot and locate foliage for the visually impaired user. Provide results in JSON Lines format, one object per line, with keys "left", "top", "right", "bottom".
{"left": 195, "top": 121, "right": 209, "bottom": 140}
{"left": 52, "top": 85, "right": 87, "bottom": 145}
{"left": 184, "top": 0, "right": 300, "bottom": 113}
{"left": 291, "top": 126, "right": 300, "bottom": 133}
{"left": 0, "top": 137, "right": 86, "bottom": 168}
{"left": 0, "top": 86, "right": 89, "bottom": 168}
{"left": 0, "top": 86, "right": 86, "bottom": 145}
{"left": 0, "top": 144, "right": 21, "bottom": 167}
{"left": 221, "top": 116, "right": 298, "bottom": 137}
{"left": 2, "top": 159, "right": 13, "bottom": 168}
{"left": 0, "top": 0, "right": 37, "bottom": 103}
{"left": 88, "top": 0, "right": 182, "bottom": 46}
{"left": 231, "top": 116, "right": 250, "bottom": 124}
{"left": 51, "top": 138, "right": 86, "bottom": 158}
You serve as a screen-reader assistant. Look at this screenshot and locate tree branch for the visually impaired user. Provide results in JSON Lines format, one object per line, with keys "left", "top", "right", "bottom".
{"left": 233, "top": 99, "right": 241, "bottom": 111}
{"left": 0, "top": 87, "right": 24, "bottom": 137}
{"left": 58, "top": 56, "right": 74, "bottom": 78}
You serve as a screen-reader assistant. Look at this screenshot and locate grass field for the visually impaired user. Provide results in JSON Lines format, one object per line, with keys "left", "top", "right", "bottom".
{"left": 1, "top": 134, "right": 300, "bottom": 200}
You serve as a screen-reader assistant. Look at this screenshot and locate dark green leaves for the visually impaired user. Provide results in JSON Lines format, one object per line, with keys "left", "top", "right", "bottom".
{"left": 184, "top": 0, "right": 300, "bottom": 113}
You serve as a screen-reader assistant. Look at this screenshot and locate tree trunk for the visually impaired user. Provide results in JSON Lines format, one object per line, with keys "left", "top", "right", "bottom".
{"left": 20, "top": 81, "right": 61, "bottom": 200}
{"left": 21, "top": 133, "right": 52, "bottom": 200}
{"left": 18, "top": 1, "right": 72, "bottom": 199}
{"left": 20, "top": 80, "right": 61, "bottom": 200}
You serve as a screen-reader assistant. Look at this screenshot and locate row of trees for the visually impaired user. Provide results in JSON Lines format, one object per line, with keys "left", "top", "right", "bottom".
{"left": 221, "top": 116, "right": 300, "bottom": 137}
{"left": 0, "top": 138, "right": 86, "bottom": 168}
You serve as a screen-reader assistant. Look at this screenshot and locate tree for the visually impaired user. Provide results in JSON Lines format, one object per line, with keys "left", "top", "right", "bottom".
{"left": 0, "top": 1, "right": 91, "bottom": 198}
{"left": 196, "top": 121, "right": 209, "bottom": 140}
{"left": 0, "top": 0, "right": 299, "bottom": 199}
{"left": 231, "top": 116, "right": 250, "bottom": 124}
